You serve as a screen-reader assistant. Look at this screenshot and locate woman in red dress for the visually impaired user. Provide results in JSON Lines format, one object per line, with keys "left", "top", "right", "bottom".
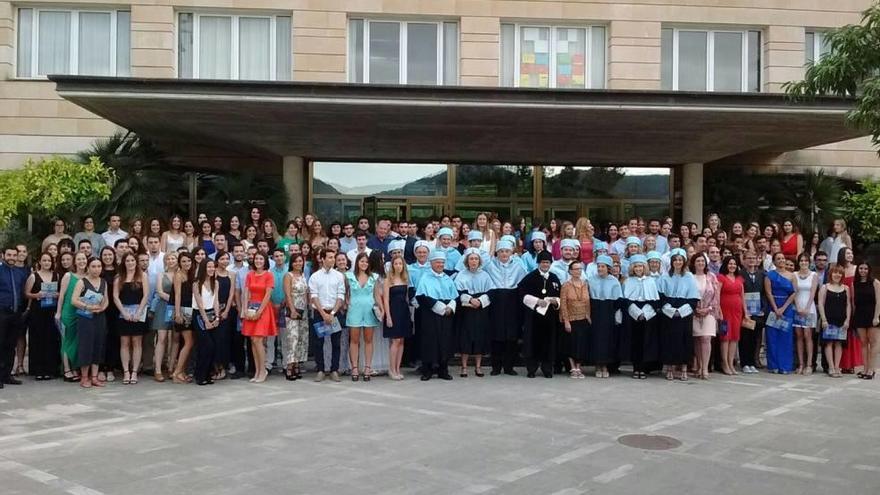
{"left": 779, "top": 220, "right": 803, "bottom": 263}
{"left": 575, "top": 217, "right": 595, "bottom": 265}
{"left": 241, "top": 252, "right": 277, "bottom": 383}
{"left": 837, "top": 247, "right": 863, "bottom": 373}
{"left": 718, "top": 256, "right": 750, "bottom": 375}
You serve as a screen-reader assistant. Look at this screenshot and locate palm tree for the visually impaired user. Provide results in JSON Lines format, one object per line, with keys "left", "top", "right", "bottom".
{"left": 779, "top": 169, "right": 844, "bottom": 237}
{"left": 199, "top": 170, "right": 289, "bottom": 223}
{"left": 74, "top": 132, "right": 189, "bottom": 222}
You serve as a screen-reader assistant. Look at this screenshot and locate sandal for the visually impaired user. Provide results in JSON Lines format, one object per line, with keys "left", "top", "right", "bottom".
{"left": 351, "top": 367, "right": 360, "bottom": 382}
{"left": 363, "top": 367, "right": 372, "bottom": 382}
{"left": 91, "top": 376, "right": 105, "bottom": 387}
{"left": 80, "top": 379, "right": 92, "bottom": 388}
{"left": 804, "top": 368, "right": 813, "bottom": 376}
{"left": 285, "top": 367, "right": 296, "bottom": 381}
{"left": 122, "top": 371, "right": 131, "bottom": 385}
{"left": 475, "top": 368, "right": 484, "bottom": 377}
{"left": 14, "top": 366, "right": 25, "bottom": 376}
{"left": 679, "top": 371, "right": 688, "bottom": 381}
{"left": 639, "top": 372, "right": 648, "bottom": 380}
{"left": 130, "top": 372, "right": 138, "bottom": 384}
{"left": 154, "top": 372, "right": 166, "bottom": 382}
{"left": 460, "top": 367, "right": 468, "bottom": 378}
{"left": 863, "top": 372, "right": 875, "bottom": 380}
{"left": 63, "top": 370, "right": 77, "bottom": 383}
{"left": 173, "top": 373, "right": 188, "bottom": 384}
{"left": 666, "top": 369, "right": 674, "bottom": 381}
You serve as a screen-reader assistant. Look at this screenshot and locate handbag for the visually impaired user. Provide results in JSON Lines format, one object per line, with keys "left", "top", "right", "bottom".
{"left": 741, "top": 318, "right": 756, "bottom": 330}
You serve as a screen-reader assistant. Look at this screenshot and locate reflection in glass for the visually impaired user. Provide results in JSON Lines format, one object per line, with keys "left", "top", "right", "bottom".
{"left": 543, "top": 167, "right": 669, "bottom": 200}
{"left": 407, "top": 23, "right": 438, "bottom": 84}
{"left": 713, "top": 32, "right": 742, "bottom": 91}
{"left": 369, "top": 22, "right": 400, "bottom": 83}
{"left": 678, "top": 31, "right": 707, "bottom": 91}
{"left": 313, "top": 162, "right": 447, "bottom": 196}
{"left": 456, "top": 165, "right": 532, "bottom": 198}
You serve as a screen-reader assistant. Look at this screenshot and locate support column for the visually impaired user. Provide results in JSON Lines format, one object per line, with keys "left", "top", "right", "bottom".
{"left": 283, "top": 156, "right": 306, "bottom": 219}
{"left": 682, "top": 163, "right": 704, "bottom": 226}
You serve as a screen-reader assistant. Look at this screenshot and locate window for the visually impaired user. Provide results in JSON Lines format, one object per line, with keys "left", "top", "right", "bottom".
{"left": 16, "top": 8, "right": 130, "bottom": 78}
{"left": 661, "top": 28, "right": 761, "bottom": 92}
{"left": 805, "top": 31, "right": 830, "bottom": 64}
{"left": 500, "top": 24, "right": 605, "bottom": 89}
{"left": 348, "top": 19, "right": 459, "bottom": 85}
{"left": 178, "top": 12, "right": 291, "bottom": 80}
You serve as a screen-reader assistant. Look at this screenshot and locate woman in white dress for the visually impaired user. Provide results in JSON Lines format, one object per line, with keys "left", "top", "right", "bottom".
{"left": 162, "top": 215, "right": 185, "bottom": 254}
{"left": 793, "top": 253, "right": 818, "bottom": 374}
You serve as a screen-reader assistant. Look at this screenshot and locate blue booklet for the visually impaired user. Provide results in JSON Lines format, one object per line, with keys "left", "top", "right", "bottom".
{"left": 76, "top": 289, "right": 104, "bottom": 319}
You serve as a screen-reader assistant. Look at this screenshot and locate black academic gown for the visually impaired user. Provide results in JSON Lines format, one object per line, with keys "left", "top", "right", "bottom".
{"left": 518, "top": 270, "right": 562, "bottom": 374}
{"left": 415, "top": 295, "right": 456, "bottom": 373}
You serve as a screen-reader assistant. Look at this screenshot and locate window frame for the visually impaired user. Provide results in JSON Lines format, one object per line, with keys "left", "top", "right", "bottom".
{"left": 666, "top": 27, "right": 755, "bottom": 92}
{"left": 502, "top": 23, "right": 607, "bottom": 89}
{"left": 349, "top": 18, "right": 457, "bottom": 85}
{"left": 16, "top": 7, "right": 129, "bottom": 79}
{"left": 177, "top": 11, "right": 291, "bottom": 80}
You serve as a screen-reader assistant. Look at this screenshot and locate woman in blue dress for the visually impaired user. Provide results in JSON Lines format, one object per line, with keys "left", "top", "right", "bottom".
{"left": 345, "top": 252, "right": 381, "bottom": 381}
{"left": 763, "top": 251, "right": 797, "bottom": 373}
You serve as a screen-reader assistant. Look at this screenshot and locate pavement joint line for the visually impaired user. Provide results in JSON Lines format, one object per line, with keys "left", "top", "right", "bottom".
{"left": 762, "top": 406, "right": 790, "bottom": 417}
{"left": 493, "top": 442, "right": 613, "bottom": 484}
{"left": 738, "top": 417, "right": 764, "bottom": 426}
{"left": 549, "top": 489, "right": 587, "bottom": 495}
{"left": 592, "top": 464, "right": 634, "bottom": 483}
{"left": 713, "top": 427, "right": 739, "bottom": 434}
{"left": 780, "top": 453, "right": 829, "bottom": 464}
{"left": 0, "top": 457, "right": 106, "bottom": 495}
{"left": 852, "top": 464, "right": 880, "bottom": 472}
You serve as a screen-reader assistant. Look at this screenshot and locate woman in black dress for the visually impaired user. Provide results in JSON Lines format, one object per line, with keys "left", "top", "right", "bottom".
{"left": 214, "top": 251, "right": 235, "bottom": 380}
{"left": 113, "top": 253, "right": 149, "bottom": 385}
{"left": 172, "top": 252, "right": 195, "bottom": 383}
{"left": 383, "top": 256, "right": 411, "bottom": 381}
{"left": 72, "top": 257, "right": 109, "bottom": 388}
{"left": 819, "top": 265, "right": 851, "bottom": 378}
{"left": 853, "top": 262, "right": 880, "bottom": 379}
{"left": 100, "top": 247, "right": 120, "bottom": 382}
{"left": 24, "top": 252, "right": 61, "bottom": 380}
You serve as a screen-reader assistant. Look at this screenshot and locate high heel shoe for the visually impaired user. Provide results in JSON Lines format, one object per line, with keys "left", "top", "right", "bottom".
{"left": 363, "top": 367, "right": 372, "bottom": 382}
{"left": 862, "top": 371, "right": 875, "bottom": 380}
{"left": 351, "top": 367, "right": 360, "bottom": 382}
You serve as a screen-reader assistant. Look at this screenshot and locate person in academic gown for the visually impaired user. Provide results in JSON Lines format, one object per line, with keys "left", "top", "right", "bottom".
{"left": 415, "top": 250, "right": 458, "bottom": 381}
{"left": 454, "top": 231, "right": 492, "bottom": 273}
{"left": 586, "top": 255, "right": 622, "bottom": 378}
{"left": 518, "top": 250, "right": 562, "bottom": 378}
{"left": 485, "top": 239, "right": 527, "bottom": 375}
{"left": 550, "top": 239, "right": 581, "bottom": 284}
{"left": 620, "top": 254, "right": 661, "bottom": 379}
{"left": 584, "top": 241, "right": 610, "bottom": 278}
{"left": 521, "top": 232, "right": 548, "bottom": 273}
{"left": 646, "top": 250, "right": 663, "bottom": 278}
{"left": 435, "top": 227, "right": 462, "bottom": 275}
{"left": 658, "top": 248, "right": 700, "bottom": 380}
{"left": 454, "top": 248, "right": 495, "bottom": 377}
{"left": 403, "top": 241, "right": 433, "bottom": 369}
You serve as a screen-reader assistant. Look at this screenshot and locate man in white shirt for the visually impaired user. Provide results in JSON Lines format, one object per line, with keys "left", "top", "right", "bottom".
{"left": 346, "top": 232, "right": 372, "bottom": 268}
{"left": 101, "top": 213, "right": 128, "bottom": 248}
{"left": 308, "top": 248, "right": 346, "bottom": 382}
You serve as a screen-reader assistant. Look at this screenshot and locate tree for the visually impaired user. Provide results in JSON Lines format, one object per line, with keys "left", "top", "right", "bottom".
{"left": 0, "top": 156, "right": 113, "bottom": 227}
{"left": 844, "top": 179, "right": 880, "bottom": 246}
{"left": 75, "top": 132, "right": 190, "bottom": 221}
{"left": 784, "top": 3, "right": 880, "bottom": 151}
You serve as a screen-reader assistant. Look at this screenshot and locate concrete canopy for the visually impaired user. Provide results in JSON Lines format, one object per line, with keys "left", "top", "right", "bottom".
{"left": 50, "top": 76, "right": 866, "bottom": 167}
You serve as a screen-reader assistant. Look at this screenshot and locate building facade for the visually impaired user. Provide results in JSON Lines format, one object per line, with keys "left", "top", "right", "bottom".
{"left": 1, "top": 0, "right": 877, "bottom": 225}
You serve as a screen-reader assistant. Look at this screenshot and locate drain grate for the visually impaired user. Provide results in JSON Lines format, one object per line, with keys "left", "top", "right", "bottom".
{"left": 617, "top": 434, "right": 682, "bottom": 450}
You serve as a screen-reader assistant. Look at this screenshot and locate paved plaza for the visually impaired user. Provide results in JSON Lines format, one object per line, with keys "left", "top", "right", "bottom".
{"left": 1, "top": 369, "right": 878, "bottom": 495}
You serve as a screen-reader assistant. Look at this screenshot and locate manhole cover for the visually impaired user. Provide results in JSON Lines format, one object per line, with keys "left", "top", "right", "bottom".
{"left": 617, "top": 434, "right": 682, "bottom": 450}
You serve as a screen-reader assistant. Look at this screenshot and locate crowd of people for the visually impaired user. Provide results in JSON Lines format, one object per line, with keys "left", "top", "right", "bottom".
{"left": 0, "top": 208, "right": 877, "bottom": 390}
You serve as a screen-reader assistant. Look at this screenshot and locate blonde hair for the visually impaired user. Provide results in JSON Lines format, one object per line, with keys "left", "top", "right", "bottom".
{"left": 575, "top": 217, "right": 592, "bottom": 240}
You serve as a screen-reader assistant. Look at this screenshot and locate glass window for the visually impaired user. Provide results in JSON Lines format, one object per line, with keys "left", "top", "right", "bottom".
{"left": 350, "top": 19, "right": 458, "bottom": 85}
{"left": 662, "top": 28, "right": 760, "bottom": 92}
{"left": 678, "top": 31, "right": 707, "bottom": 91}
{"left": 17, "top": 8, "right": 129, "bottom": 78}
{"left": 543, "top": 167, "right": 670, "bottom": 200}
{"left": 239, "top": 17, "right": 271, "bottom": 80}
{"left": 501, "top": 24, "right": 606, "bottom": 89}
{"left": 313, "top": 162, "right": 448, "bottom": 196}
{"left": 275, "top": 16, "right": 292, "bottom": 81}
{"left": 369, "top": 22, "right": 400, "bottom": 83}
{"left": 178, "top": 13, "right": 291, "bottom": 80}
{"left": 713, "top": 32, "right": 742, "bottom": 91}
{"left": 456, "top": 165, "right": 533, "bottom": 198}
{"left": 407, "top": 23, "right": 438, "bottom": 85}
{"left": 805, "top": 31, "right": 830, "bottom": 64}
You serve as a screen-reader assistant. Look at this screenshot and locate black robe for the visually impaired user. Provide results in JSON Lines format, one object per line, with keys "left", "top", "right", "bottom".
{"left": 517, "top": 270, "right": 562, "bottom": 364}
{"left": 415, "top": 294, "right": 456, "bottom": 367}
{"left": 489, "top": 288, "right": 521, "bottom": 342}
